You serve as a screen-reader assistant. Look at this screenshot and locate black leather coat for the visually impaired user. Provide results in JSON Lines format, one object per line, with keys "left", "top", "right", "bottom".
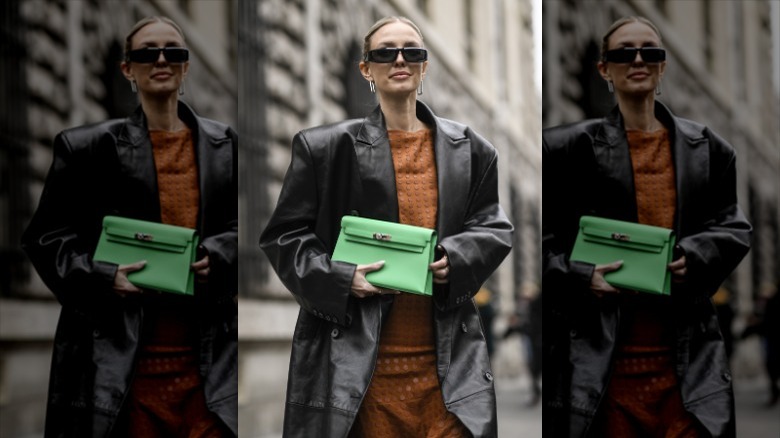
{"left": 21, "top": 102, "right": 238, "bottom": 437}
{"left": 542, "top": 102, "right": 751, "bottom": 438}
{"left": 260, "top": 102, "right": 513, "bottom": 438}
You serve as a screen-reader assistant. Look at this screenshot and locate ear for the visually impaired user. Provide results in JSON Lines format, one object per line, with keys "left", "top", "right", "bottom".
{"left": 359, "top": 61, "right": 371, "bottom": 82}
{"left": 658, "top": 60, "right": 666, "bottom": 78}
{"left": 421, "top": 60, "right": 428, "bottom": 78}
{"left": 597, "top": 61, "right": 610, "bottom": 81}
{"left": 182, "top": 61, "right": 190, "bottom": 78}
{"left": 120, "top": 61, "right": 134, "bottom": 81}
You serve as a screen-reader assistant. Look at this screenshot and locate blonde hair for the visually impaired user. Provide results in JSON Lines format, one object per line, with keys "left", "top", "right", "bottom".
{"left": 600, "top": 16, "right": 662, "bottom": 60}
{"left": 124, "top": 16, "right": 186, "bottom": 59}
{"left": 362, "top": 16, "right": 424, "bottom": 58}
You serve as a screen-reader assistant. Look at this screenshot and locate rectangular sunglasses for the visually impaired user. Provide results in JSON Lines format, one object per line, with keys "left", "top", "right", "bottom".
{"left": 603, "top": 47, "right": 666, "bottom": 63}
{"left": 126, "top": 47, "right": 189, "bottom": 64}
{"left": 365, "top": 47, "right": 428, "bottom": 63}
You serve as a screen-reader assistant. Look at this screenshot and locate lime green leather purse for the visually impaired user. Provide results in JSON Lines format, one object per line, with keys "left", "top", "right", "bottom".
{"left": 331, "top": 216, "right": 437, "bottom": 296}
{"left": 93, "top": 216, "right": 199, "bottom": 295}
{"left": 570, "top": 216, "right": 675, "bottom": 295}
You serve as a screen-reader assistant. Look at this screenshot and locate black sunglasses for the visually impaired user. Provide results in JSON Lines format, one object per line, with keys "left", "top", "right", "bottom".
{"left": 126, "top": 47, "right": 189, "bottom": 64}
{"left": 603, "top": 47, "right": 666, "bottom": 64}
{"left": 365, "top": 47, "right": 428, "bottom": 63}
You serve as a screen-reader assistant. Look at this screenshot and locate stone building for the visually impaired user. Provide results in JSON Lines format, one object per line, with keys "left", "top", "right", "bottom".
{"left": 0, "top": 0, "right": 236, "bottom": 436}
{"left": 543, "top": 0, "right": 780, "bottom": 374}
{"left": 237, "top": 0, "right": 540, "bottom": 436}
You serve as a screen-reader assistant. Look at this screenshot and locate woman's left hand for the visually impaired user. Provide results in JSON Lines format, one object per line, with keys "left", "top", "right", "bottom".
{"left": 430, "top": 255, "right": 450, "bottom": 284}
{"left": 668, "top": 255, "right": 686, "bottom": 283}
{"left": 192, "top": 255, "right": 210, "bottom": 283}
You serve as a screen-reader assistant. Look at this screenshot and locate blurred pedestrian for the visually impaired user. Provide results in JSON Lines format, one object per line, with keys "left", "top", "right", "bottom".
{"left": 543, "top": 16, "right": 751, "bottom": 438}
{"left": 260, "top": 15, "right": 513, "bottom": 438}
{"left": 742, "top": 281, "right": 780, "bottom": 406}
{"left": 22, "top": 16, "right": 237, "bottom": 437}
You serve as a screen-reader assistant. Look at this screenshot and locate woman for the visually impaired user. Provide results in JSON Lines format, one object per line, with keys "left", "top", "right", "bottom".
{"left": 542, "top": 16, "right": 751, "bottom": 438}
{"left": 260, "top": 16, "right": 513, "bottom": 438}
{"left": 22, "top": 16, "right": 237, "bottom": 437}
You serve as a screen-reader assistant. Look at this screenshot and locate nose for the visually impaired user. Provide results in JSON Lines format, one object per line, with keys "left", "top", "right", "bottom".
{"left": 155, "top": 50, "right": 167, "bottom": 64}
{"left": 394, "top": 50, "right": 405, "bottom": 64}
{"left": 632, "top": 51, "right": 644, "bottom": 64}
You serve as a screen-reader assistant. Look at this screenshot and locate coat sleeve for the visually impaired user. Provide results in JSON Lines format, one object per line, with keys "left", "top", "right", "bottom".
{"left": 541, "top": 133, "right": 595, "bottom": 299}
{"left": 21, "top": 132, "right": 119, "bottom": 312}
{"left": 259, "top": 131, "right": 355, "bottom": 326}
{"left": 676, "top": 129, "right": 751, "bottom": 297}
{"left": 199, "top": 127, "right": 239, "bottom": 302}
{"left": 436, "top": 131, "right": 513, "bottom": 310}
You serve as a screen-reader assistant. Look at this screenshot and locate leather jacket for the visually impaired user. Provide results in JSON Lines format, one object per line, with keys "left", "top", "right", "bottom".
{"left": 22, "top": 102, "right": 238, "bottom": 437}
{"left": 260, "top": 101, "right": 513, "bottom": 437}
{"left": 542, "top": 102, "right": 751, "bottom": 438}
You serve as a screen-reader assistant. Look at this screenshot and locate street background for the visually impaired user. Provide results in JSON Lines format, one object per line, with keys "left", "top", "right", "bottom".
{"left": 0, "top": 0, "right": 778, "bottom": 437}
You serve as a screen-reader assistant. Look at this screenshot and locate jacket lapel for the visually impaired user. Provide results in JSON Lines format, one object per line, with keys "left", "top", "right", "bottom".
{"left": 115, "top": 107, "right": 161, "bottom": 221}
{"left": 354, "top": 106, "right": 399, "bottom": 221}
{"left": 421, "top": 103, "right": 470, "bottom": 238}
{"left": 592, "top": 107, "right": 638, "bottom": 222}
{"left": 178, "top": 102, "right": 233, "bottom": 232}
{"left": 660, "top": 103, "right": 709, "bottom": 235}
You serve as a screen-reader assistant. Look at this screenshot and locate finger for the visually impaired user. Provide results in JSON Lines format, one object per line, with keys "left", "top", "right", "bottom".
{"left": 359, "top": 260, "right": 385, "bottom": 273}
{"left": 121, "top": 260, "right": 147, "bottom": 272}
{"left": 433, "top": 266, "right": 449, "bottom": 279}
{"left": 191, "top": 259, "right": 209, "bottom": 270}
{"left": 597, "top": 260, "right": 623, "bottom": 273}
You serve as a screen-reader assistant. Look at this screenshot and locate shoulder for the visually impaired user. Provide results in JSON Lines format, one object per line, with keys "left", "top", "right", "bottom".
{"left": 542, "top": 119, "right": 603, "bottom": 152}
{"left": 193, "top": 114, "right": 236, "bottom": 142}
{"left": 56, "top": 119, "right": 126, "bottom": 154}
{"left": 674, "top": 115, "right": 734, "bottom": 151}
{"left": 436, "top": 116, "right": 497, "bottom": 157}
{"left": 296, "top": 119, "right": 364, "bottom": 149}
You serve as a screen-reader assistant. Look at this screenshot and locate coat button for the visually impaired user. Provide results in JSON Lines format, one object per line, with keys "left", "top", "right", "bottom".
{"left": 570, "top": 329, "right": 578, "bottom": 338}
{"left": 484, "top": 372, "right": 493, "bottom": 382}
{"left": 461, "top": 322, "right": 468, "bottom": 333}
{"left": 722, "top": 372, "right": 732, "bottom": 383}
{"left": 332, "top": 316, "right": 339, "bottom": 324}
{"left": 331, "top": 328, "right": 340, "bottom": 339}
{"left": 93, "top": 329, "right": 101, "bottom": 338}
{"left": 325, "top": 315, "right": 332, "bottom": 322}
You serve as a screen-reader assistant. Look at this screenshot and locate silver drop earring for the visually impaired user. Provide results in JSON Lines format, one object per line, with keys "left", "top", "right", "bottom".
{"left": 417, "top": 80, "right": 424, "bottom": 95}
{"left": 131, "top": 80, "right": 137, "bottom": 93}
{"left": 179, "top": 80, "right": 185, "bottom": 96}
{"left": 369, "top": 81, "right": 376, "bottom": 93}
{"left": 655, "top": 83, "right": 662, "bottom": 96}
{"left": 607, "top": 81, "right": 614, "bottom": 93}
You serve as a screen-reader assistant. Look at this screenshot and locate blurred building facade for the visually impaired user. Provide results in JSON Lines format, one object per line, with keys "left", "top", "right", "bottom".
{"left": 0, "top": 0, "right": 236, "bottom": 436}
{"left": 237, "top": 0, "right": 540, "bottom": 436}
{"left": 543, "top": 0, "right": 780, "bottom": 375}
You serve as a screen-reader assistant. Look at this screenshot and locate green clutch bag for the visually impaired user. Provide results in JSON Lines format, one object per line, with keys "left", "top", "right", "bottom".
{"left": 569, "top": 216, "right": 676, "bottom": 295}
{"left": 331, "top": 216, "right": 437, "bottom": 296}
{"left": 93, "top": 216, "right": 199, "bottom": 295}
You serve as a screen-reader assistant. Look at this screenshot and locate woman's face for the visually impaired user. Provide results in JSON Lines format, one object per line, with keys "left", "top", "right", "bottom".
{"left": 598, "top": 21, "right": 666, "bottom": 97}
{"left": 360, "top": 21, "right": 428, "bottom": 97}
{"left": 121, "top": 21, "right": 189, "bottom": 98}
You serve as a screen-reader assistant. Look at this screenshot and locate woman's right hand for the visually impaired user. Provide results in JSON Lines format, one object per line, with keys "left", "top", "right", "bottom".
{"left": 590, "top": 260, "right": 623, "bottom": 298}
{"left": 350, "top": 261, "right": 400, "bottom": 298}
{"left": 113, "top": 260, "right": 146, "bottom": 296}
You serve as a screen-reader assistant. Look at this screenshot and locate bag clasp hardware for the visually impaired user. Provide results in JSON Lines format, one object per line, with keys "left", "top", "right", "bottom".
{"left": 135, "top": 232, "right": 154, "bottom": 242}
{"left": 611, "top": 232, "right": 630, "bottom": 242}
{"left": 373, "top": 233, "right": 392, "bottom": 241}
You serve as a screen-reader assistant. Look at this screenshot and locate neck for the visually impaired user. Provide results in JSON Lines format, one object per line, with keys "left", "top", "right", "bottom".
{"left": 377, "top": 92, "right": 422, "bottom": 131}
{"left": 139, "top": 93, "right": 183, "bottom": 131}
{"left": 616, "top": 93, "right": 660, "bottom": 131}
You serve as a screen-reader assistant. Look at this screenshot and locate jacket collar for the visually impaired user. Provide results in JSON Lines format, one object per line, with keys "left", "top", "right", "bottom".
{"left": 114, "top": 101, "right": 231, "bottom": 229}
{"left": 593, "top": 101, "right": 708, "bottom": 232}
{"left": 353, "top": 101, "right": 470, "bottom": 236}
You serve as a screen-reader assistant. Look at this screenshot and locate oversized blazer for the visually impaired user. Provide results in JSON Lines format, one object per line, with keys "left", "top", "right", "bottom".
{"left": 260, "top": 101, "right": 513, "bottom": 437}
{"left": 542, "top": 102, "right": 751, "bottom": 438}
{"left": 22, "top": 102, "right": 238, "bottom": 437}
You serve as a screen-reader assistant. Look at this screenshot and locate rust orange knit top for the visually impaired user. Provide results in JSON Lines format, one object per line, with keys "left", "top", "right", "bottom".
{"left": 349, "top": 129, "right": 468, "bottom": 437}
